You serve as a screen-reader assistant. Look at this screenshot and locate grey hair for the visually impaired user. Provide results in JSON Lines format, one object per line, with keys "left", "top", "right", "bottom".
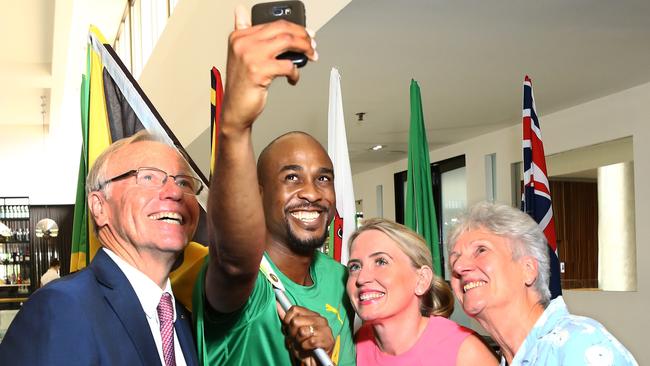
{"left": 349, "top": 218, "right": 455, "bottom": 318}
{"left": 85, "top": 131, "right": 171, "bottom": 235}
{"left": 446, "top": 201, "right": 551, "bottom": 306}
{"left": 85, "top": 130, "right": 165, "bottom": 197}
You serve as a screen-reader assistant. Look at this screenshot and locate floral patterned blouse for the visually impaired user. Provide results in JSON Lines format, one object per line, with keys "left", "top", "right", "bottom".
{"left": 501, "top": 296, "right": 637, "bottom": 366}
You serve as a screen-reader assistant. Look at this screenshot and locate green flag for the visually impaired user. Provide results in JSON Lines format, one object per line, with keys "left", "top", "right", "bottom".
{"left": 405, "top": 79, "right": 441, "bottom": 275}
{"left": 70, "top": 50, "right": 90, "bottom": 272}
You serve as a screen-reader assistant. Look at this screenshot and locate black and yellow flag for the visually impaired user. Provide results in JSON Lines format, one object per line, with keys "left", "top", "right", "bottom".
{"left": 70, "top": 26, "right": 217, "bottom": 309}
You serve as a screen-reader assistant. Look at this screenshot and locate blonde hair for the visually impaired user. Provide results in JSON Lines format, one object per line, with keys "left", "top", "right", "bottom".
{"left": 348, "top": 218, "right": 454, "bottom": 318}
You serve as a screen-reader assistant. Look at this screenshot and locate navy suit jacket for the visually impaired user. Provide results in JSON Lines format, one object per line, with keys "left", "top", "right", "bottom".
{"left": 0, "top": 249, "right": 198, "bottom": 366}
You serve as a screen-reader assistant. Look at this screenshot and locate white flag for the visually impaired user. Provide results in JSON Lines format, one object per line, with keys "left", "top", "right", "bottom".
{"left": 328, "top": 68, "right": 356, "bottom": 264}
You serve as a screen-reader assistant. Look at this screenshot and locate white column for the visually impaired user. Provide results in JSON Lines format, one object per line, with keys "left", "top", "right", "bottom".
{"left": 598, "top": 161, "right": 637, "bottom": 291}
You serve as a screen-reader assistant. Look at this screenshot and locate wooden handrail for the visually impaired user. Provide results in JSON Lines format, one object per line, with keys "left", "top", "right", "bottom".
{"left": 0, "top": 297, "right": 27, "bottom": 304}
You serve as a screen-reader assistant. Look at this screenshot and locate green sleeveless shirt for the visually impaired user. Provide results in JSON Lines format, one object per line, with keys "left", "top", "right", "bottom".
{"left": 193, "top": 252, "right": 356, "bottom": 365}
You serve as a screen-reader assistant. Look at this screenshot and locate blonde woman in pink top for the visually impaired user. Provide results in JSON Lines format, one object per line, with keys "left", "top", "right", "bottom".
{"left": 347, "top": 218, "right": 498, "bottom": 365}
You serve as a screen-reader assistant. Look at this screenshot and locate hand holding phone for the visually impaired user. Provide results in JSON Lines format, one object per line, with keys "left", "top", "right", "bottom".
{"left": 252, "top": 1, "right": 309, "bottom": 68}
{"left": 221, "top": 4, "right": 313, "bottom": 128}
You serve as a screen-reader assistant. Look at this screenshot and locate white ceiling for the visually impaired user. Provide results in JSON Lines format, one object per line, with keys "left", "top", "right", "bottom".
{"left": 257, "top": 0, "right": 650, "bottom": 173}
{"left": 3, "top": 0, "right": 650, "bottom": 174}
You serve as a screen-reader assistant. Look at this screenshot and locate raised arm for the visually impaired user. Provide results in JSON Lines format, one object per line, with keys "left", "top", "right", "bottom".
{"left": 204, "top": 6, "right": 317, "bottom": 313}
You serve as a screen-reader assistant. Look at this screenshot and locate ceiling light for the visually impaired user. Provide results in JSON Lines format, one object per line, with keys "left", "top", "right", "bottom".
{"left": 371, "top": 144, "right": 384, "bottom": 151}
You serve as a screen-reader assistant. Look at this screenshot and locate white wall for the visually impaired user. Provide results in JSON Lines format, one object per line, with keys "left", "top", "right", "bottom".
{"left": 0, "top": 124, "right": 79, "bottom": 204}
{"left": 353, "top": 81, "right": 650, "bottom": 363}
{"left": 0, "top": 125, "right": 44, "bottom": 199}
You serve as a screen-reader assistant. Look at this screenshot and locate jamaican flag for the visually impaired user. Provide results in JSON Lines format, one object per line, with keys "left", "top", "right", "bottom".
{"left": 70, "top": 26, "right": 216, "bottom": 309}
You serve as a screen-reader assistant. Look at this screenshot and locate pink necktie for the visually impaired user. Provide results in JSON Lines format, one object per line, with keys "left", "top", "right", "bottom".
{"left": 157, "top": 292, "right": 176, "bottom": 366}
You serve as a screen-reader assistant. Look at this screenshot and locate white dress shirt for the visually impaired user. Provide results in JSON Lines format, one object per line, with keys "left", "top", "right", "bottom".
{"left": 40, "top": 267, "right": 60, "bottom": 287}
{"left": 104, "top": 248, "right": 187, "bottom": 366}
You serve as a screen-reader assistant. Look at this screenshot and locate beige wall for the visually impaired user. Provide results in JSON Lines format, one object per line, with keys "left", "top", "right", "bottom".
{"left": 352, "top": 81, "right": 650, "bottom": 363}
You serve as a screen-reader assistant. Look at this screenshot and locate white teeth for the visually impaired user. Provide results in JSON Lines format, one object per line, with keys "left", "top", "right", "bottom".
{"left": 148, "top": 212, "right": 183, "bottom": 225}
{"left": 359, "top": 292, "right": 384, "bottom": 301}
{"left": 291, "top": 211, "right": 319, "bottom": 222}
{"left": 463, "top": 281, "right": 487, "bottom": 293}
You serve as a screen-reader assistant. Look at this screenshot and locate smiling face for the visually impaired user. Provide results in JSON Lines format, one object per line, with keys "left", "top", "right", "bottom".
{"left": 259, "top": 133, "right": 335, "bottom": 255}
{"left": 97, "top": 141, "right": 200, "bottom": 256}
{"left": 449, "top": 227, "right": 531, "bottom": 319}
{"left": 346, "top": 229, "right": 425, "bottom": 324}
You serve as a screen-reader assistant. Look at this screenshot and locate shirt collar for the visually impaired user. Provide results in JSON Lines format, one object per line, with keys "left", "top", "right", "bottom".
{"left": 528, "top": 296, "right": 568, "bottom": 340}
{"left": 508, "top": 296, "right": 567, "bottom": 365}
{"left": 103, "top": 248, "right": 177, "bottom": 322}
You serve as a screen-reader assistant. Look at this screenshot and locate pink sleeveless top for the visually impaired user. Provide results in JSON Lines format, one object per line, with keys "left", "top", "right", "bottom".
{"left": 355, "top": 316, "right": 473, "bottom": 366}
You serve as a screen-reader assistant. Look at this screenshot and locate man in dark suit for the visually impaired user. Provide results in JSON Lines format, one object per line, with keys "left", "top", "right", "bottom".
{"left": 0, "top": 131, "right": 200, "bottom": 366}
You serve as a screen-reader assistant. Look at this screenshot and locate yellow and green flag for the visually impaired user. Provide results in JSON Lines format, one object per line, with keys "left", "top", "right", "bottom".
{"left": 70, "top": 27, "right": 114, "bottom": 272}
{"left": 70, "top": 64, "right": 89, "bottom": 271}
{"left": 69, "top": 27, "right": 213, "bottom": 308}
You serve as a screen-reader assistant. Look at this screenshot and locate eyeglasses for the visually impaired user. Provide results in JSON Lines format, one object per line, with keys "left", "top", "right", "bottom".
{"left": 97, "top": 167, "right": 204, "bottom": 195}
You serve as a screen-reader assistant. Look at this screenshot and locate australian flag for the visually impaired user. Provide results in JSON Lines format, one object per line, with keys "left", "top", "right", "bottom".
{"left": 521, "top": 75, "right": 562, "bottom": 299}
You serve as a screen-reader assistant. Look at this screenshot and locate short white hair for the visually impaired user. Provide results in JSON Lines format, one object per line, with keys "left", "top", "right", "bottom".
{"left": 86, "top": 130, "right": 165, "bottom": 197}
{"left": 447, "top": 201, "right": 551, "bottom": 306}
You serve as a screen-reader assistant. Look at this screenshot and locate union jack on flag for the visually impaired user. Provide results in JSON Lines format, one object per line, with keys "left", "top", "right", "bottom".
{"left": 521, "top": 75, "right": 562, "bottom": 299}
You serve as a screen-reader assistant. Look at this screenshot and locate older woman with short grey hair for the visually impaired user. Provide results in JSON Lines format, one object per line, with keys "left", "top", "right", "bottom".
{"left": 448, "top": 201, "right": 637, "bottom": 365}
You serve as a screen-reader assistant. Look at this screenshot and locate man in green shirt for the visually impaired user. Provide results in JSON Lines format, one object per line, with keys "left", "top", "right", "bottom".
{"left": 193, "top": 6, "right": 355, "bottom": 366}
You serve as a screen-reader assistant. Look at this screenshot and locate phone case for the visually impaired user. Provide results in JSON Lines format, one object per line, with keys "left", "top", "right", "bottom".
{"left": 252, "top": 1, "right": 305, "bottom": 27}
{"left": 252, "top": 1, "right": 308, "bottom": 67}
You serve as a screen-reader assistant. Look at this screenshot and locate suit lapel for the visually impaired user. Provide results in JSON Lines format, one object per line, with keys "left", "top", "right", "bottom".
{"left": 91, "top": 250, "right": 162, "bottom": 365}
{"left": 175, "top": 302, "right": 198, "bottom": 366}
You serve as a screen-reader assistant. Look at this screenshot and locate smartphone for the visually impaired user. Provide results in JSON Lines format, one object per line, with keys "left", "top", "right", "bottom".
{"left": 252, "top": 1, "right": 308, "bottom": 68}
